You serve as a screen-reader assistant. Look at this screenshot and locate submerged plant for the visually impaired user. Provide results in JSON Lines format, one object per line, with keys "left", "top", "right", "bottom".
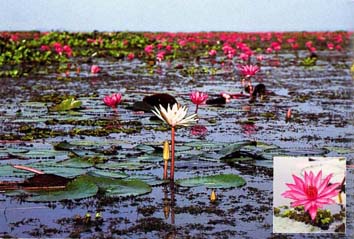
{"left": 282, "top": 170, "right": 340, "bottom": 221}
{"left": 152, "top": 103, "right": 197, "bottom": 181}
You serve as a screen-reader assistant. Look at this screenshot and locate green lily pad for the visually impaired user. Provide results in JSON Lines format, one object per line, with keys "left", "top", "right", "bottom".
{"left": 8, "top": 149, "right": 67, "bottom": 160}
{"left": 324, "top": 147, "right": 354, "bottom": 154}
{"left": 218, "top": 141, "right": 254, "bottom": 159}
{"left": 243, "top": 141, "right": 279, "bottom": 150}
{"left": 82, "top": 175, "right": 152, "bottom": 197}
{"left": 184, "top": 141, "right": 226, "bottom": 151}
{"left": 138, "top": 155, "right": 163, "bottom": 163}
{"left": 58, "top": 157, "right": 94, "bottom": 168}
{"left": 135, "top": 144, "right": 157, "bottom": 153}
{"left": 26, "top": 163, "right": 87, "bottom": 178}
{"left": 129, "top": 174, "right": 165, "bottom": 186}
{"left": 0, "top": 164, "right": 34, "bottom": 179}
{"left": 95, "top": 160, "right": 156, "bottom": 171}
{"left": 176, "top": 174, "right": 246, "bottom": 189}
{"left": 52, "top": 97, "right": 82, "bottom": 111}
{"left": 27, "top": 175, "right": 98, "bottom": 202}
{"left": 88, "top": 169, "right": 128, "bottom": 179}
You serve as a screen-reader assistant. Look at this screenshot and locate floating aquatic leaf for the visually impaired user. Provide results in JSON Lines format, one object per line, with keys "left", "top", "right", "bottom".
{"left": 95, "top": 160, "right": 156, "bottom": 171}
{"left": 0, "top": 164, "right": 34, "bottom": 179}
{"left": 184, "top": 141, "right": 226, "bottom": 151}
{"left": 254, "top": 159, "right": 274, "bottom": 168}
{"left": 26, "top": 175, "right": 98, "bottom": 202}
{"left": 88, "top": 169, "right": 128, "bottom": 179}
{"left": 324, "top": 147, "right": 354, "bottom": 154}
{"left": 218, "top": 141, "right": 254, "bottom": 159}
{"left": 137, "top": 155, "right": 163, "bottom": 163}
{"left": 82, "top": 175, "right": 151, "bottom": 197}
{"left": 26, "top": 163, "right": 87, "bottom": 178}
{"left": 176, "top": 174, "right": 246, "bottom": 188}
{"left": 135, "top": 144, "right": 156, "bottom": 153}
{"left": 58, "top": 157, "right": 94, "bottom": 168}
{"left": 53, "top": 97, "right": 82, "bottom": 111}
{"left": 280, "top": 148, "right": 329, "bottom": 156}
{"left": 53, "top": 141, "right": 76, "bottom": 151}
{"left": 128, "top": 174, "right": 165, "bottom": 186}
{"left": 243, "top": 141, "right": 279, "bottom": 150}
{"left": 8, "top": 149, "right": 67, "bottom": 161}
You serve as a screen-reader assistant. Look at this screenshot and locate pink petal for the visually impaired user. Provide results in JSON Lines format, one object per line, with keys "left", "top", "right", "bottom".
{"left": 313, "top": 170, "right": 322, "bottom": 189}
{"left": 286, "top": 183, "right": 306, "bottom": 195}
{"left": 292, "top": 174, "right": 306, "bottom": 191}
{"left": 308, "top": 205, "right": 318, "bottom": 221}
{"left": 318, "top": 182, "right": 340, "bottom": 196}
{"left": 291, "top": 199, "right": 311, "bottom": 207}
{"left": 316, "top": 198, "right": 336, "bottom": 205}
{"left": 317, "top": 173, "right": 333, "bottom": 193}
{"left": 282, "top": 189, "right": 307, "bottom": 200}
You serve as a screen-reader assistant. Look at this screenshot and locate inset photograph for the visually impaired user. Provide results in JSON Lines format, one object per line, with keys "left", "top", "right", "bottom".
{"left": 273, "top": 156, "right": 346, "bottom": 233}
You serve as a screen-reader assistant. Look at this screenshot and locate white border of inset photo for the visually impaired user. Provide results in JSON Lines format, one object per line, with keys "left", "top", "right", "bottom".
{"left": 273, "top": 156, "right": 346, "bottom": 234}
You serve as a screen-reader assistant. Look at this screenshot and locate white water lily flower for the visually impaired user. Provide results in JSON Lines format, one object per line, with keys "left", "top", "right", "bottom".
{"left": 152, "top": 103, "right": 197, "bottom": 127}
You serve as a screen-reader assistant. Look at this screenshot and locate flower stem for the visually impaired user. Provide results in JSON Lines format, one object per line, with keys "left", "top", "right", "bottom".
{"left": 170, "top": 127, "right": 175, "bottom": 181}
{"left": 195, "top": 105, "right": 199, "bottom": 114}
{"left": 163, "top": 160, "right": 168, "bottom": 180}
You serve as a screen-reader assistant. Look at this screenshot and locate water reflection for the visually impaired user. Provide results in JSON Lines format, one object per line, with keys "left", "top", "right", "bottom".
{"left": 162, "top": 183, "right": 176, "bottom": 238}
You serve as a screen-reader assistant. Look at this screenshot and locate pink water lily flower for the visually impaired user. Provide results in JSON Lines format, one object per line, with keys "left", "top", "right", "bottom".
{"left": 190, "top": 91, "right": 208, "bottom": 113}
{"left": 238, "top": 65, "right": 260, "bottom": 78}
{"left": 208, "top": 49, "right": 217, "bottom": 57}
{"left": 282, "top": 170, "right": 340, "bottom": 221}
{"left": 103, "top": 93, "right": 122, "bottom": 110}
{"left": 91, "top": 65, "right": 101, "bottom": 74}
{"left": 127, "top": 52, "right": 135, "bottom": 61}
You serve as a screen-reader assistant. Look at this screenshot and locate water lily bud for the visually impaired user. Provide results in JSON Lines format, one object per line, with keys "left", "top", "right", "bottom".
{"left": 210, "top": 190, "right": 217, "bottom": 202}
{"left": 338, "top": 192, "right": 343, "bottom": 204}
{"left": 163, "top": 205, "right": 170, "bottom": 219}
{"left": 286, "top": 108, "right": 292, "bottom": 121}
{"left": 163, "top": 141, "right": 170, "bottom": 161}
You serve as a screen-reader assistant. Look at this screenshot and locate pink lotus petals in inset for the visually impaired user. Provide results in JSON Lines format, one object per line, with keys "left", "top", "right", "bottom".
{"left": 103, "top": 93, "right": 122, "bottom": 111}
{"left": 281, "top": 170, "right": 340, "bottom": 221}
{"left": 238, "top": 65, "right": 260, "bottom": 78}
{"left": 190, "top": 91, "right": 208, "bottom": 113}
{"left": 91, "top": 65, "right": 101, "bottom": 74}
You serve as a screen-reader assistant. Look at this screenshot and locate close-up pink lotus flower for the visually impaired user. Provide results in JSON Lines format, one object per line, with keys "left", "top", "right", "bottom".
{"left": 91, "top": 65, "right": 101, "bottom": 74}
{"left": 238, "top": 65, "right": 260, "bottom": 78}
{"left": 282, "top": 170, "right": 340, "bottom": 221}
{"left": 103, "top": 93, "right": 122, "bottom": 110}
{"left": 190, "top": 91, "right": 208, "bottom": 113}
